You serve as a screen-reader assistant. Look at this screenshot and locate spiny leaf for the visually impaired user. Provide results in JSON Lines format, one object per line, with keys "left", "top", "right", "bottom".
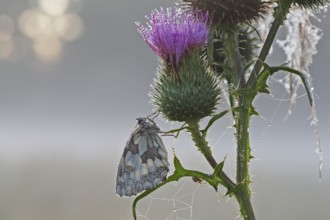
{"left": 201, "top": 110, "right": 229, "bottom": 136}
{"left": 268, "top": 65, "right": 314, "bottom": 106}
{"left": 132, "top": 155, "right": 218, "bottom": 220}
{"left": 226, "top": 182, "right": 244, "bottom": 197}
{"left": 249, "top": 105, "right": 259, "bottom": 116}
{"left": 257, "top": 63, "right": 314, "bottom": 106}
{"left": 163, "top": 124, "right": 188, "bottom": 138}
{"left": 173, "top": 155, "right": 218, "bottom": 190}
{"left": 233, "top": 88, "right": 258, "bottom": 97}
{"left": 213, "top": 158, "right": 226, "bottom": 183}
{"left": 256, "top": 64, "right": 271, "bottom": 94}
{"left": 183, "top": 169, "right": 218, "bottom": 191}
{"left": 132, "top": 180, "right": 170, "bottom": 220}
{"left": 173, "top": 155, "right": 185, "bottom": 173}
{"left": 233, "top": 106, "right": 244, "bottom": 113}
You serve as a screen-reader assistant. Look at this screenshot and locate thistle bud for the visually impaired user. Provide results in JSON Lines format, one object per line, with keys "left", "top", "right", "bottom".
{"left": 153, "top": 51, "right": 220, "bottom": 123}
{"left": 182, "top": 0, "right": 271, "bottom": 24}
{"left": 290, "top": 0, "right": 330, "bottom": 9}
{"left": 137, "top": 7, "right": 220, "bottom": 123}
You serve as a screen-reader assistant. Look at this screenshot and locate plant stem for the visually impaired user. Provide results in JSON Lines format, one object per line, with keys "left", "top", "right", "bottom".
{"left": 187, "top": 122, "right": 235, "bottom": 191}
{"left": 189, "top": 120, "right": 256, "bottom": 219}
{"left": 222, "top": 24, "right": 256, "bottom": 220}
{"left": 247, "top": 1, "right": 293, "bottom": 88}
{"left": 235, "top": 98, "right": 255, "bottom": 220}
{"left": 223, "top": 27, "right": 244, "bottom": 86}
{"left": 232, "top": 4, "right": 293, "bottom": 217}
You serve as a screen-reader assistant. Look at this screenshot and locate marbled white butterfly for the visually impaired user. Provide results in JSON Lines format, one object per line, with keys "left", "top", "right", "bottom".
{"left": 116, "top": 115, "right": 169, "bottom": 197}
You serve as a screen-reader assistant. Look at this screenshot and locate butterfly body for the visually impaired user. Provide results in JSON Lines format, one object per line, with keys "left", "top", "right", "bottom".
{"left": 116, "top": 117, "right": 169, "bottom": 197}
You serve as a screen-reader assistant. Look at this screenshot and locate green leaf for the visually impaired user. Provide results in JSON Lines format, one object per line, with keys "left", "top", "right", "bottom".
{"left": 183, "top": 170, "right": 218, "bottom": 191}
{"left": 256, "top": 65, "right": 271, "bottom": 94}
{"left": 257, "top": 63, "right": 314, "bottom": 106}
{"left": 132, "top": 181, "right": 169, "bottom": 220}
{"left": 213, "top": 159, "right": 225, "bottom": 183}
{"left": 269, "top": 65, "right": 314, "bottom": 106}
{"left": 234, "top": 88, "right": 257, "bottom": 97}
{"left": 233, "top": 106, "right": 244, "bottom": 113}
{"left": 132, "top": 155, "right": 218, "bottom": 220}
{"left": 225, "top": 182, "right": 244, "bottom": 197}
{"left": 163, "top": 124, "right": 188, "bottom": 138}
{"left": 201, "top": 110, "right": 229, "bottom": 136}
{"left": 249, "top": 105, "right": 259, "bottom": 116}
{"left": 173, "top": 155, "right": 184, "bottom": 173}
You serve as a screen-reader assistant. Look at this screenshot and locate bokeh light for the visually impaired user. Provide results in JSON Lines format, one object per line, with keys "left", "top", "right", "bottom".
{"left": 54, "top": 13, "right": 84, "bottom": 41}
{"left": 0, "top": 15, "right": 15, "bottom": 60}
{"left": 1, "top": 0, "right": 84, "bottom": 63}
{"left": 0, "top": 38, "right": 14, "bottom": 59}
{"left": 0, "top": 15, "right": 15, "bottom": 42}
{"left": 18, "top": 9, "right": 54, "bottom": 39}
{"left": 38, "top": 0, "right": 70, "bottom": 16}
{"left": 7, "top": 36, "right": 28, "bottom": 61}
{"left": 33, "top": 36, "right": 63, "bottom": 62}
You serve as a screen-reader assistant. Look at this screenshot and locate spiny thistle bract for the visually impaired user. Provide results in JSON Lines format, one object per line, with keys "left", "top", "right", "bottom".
{"left": 182, "top": 0, "right": 271, "bottom": 24}
{"left": 137, "top": 7, "right": 220, "bottom": 123}
{"left": 209, "top": 26, "right": 258, "bottom": 79}
{"left": 153, "top": 51, "right": 221, "bottom": 123}
{"left": 290, "top": 0, "right": 330, "bottom": 9}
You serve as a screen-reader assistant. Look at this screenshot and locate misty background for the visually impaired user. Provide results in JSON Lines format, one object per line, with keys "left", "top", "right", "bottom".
{"left": 0, "top": 0, "right": 329, "bottom": 219}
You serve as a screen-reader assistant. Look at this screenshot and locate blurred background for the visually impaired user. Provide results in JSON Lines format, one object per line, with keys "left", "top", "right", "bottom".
{"left": 0, "top": 0, "right": 329, "bottom": 219}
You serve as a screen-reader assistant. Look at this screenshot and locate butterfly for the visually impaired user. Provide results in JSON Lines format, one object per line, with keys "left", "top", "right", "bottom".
{"left": 116, "top": 115, "right": 170, "bottom": 197}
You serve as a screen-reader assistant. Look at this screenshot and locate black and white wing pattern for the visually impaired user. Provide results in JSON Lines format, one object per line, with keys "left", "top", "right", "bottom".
{"left": 116, "top": 117, "right": 169, "bottom": 197}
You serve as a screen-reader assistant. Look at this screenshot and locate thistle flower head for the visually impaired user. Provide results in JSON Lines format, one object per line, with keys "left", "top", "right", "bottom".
{"left": 291, "top": 0, "right": 330, "bottom": 9}
{"left": 137, "top": 7, "right": 210, "bottom": 69}
{"left": 182, "top": 0, "right": 271, "bottom": 24}
{"left": 153, "top": 52, "right": 221, "bottom": 123}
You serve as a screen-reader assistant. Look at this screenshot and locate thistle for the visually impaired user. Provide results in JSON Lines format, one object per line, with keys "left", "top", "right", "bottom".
{"left": 124, "top": 2, "right": 329, "bottom": 220}
{"left": 182, "top": 0, "right": 271, "bottom": 24}
{"left": 137, "top": 8, "right": 210, "bottom": 69}
{"left": 291, "top": 0, "right": 330, "bottom": 9}
{"left": 137, "top": 7, "right": 220, "bottom": 123}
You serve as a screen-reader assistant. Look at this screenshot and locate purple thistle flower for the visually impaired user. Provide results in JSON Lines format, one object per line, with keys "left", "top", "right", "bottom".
{"left": 137, "top": 7, "right": 210, "bottom": 68}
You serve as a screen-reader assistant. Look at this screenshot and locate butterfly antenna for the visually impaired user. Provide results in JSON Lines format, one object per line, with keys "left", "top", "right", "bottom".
{"left": 147, "top": 111, "right": 159, "bottom": 120}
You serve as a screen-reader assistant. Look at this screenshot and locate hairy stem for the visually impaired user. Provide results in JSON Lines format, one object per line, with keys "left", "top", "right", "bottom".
{"left": 187, "top": 122, "right": 235, "bottom": 191}
{"left": 222, "top": 25, "right": 256, "bottom": 220}
{"left": 233, "top": 4, "right": 293, "bottom": 217}
{"left": 247, "top": 1, "right": 293, "bottom": 88}
{"left": 223, "top": 26, "right": 244, "bottom": 86}
{"left": 235, "top": 98, "right": 255, "bottom": 220}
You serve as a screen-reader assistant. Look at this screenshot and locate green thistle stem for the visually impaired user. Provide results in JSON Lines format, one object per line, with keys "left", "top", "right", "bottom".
{"left": 187, "top": 122, "right": 235, "bottom": 191}
{"left": 222, "top": 25, "right": 256, "bottom": 219}
{"left": 235, "top": 98, "right": 255, "bottom": 220}
{"left": 188, "top": 120, "right": 255, "bottom": 219}
{"left": 232, "top": 4, "right": 294, "bottom": 217}
{"left": 247, "top": 0, "right": 293, "bottom": 88}
{"left": 223, "top": 26, "right": 244, "bottom": 86}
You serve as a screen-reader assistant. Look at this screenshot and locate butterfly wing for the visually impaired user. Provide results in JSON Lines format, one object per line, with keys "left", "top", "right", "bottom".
{"left": 116, "top": 126, "right": 169, "bottom": 197}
